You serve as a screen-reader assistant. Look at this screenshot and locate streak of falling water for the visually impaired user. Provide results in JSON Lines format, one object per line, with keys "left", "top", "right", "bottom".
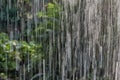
{"left": 62, "top": 0, "right": 119, "bottom": 80}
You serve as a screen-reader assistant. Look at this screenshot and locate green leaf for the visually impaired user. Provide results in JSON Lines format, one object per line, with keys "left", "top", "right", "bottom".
{"left": 37, "top": 12, "right": 47, "bottom": 18}
{"left": 47, "top": 3, "right": 55, "bottom": 9}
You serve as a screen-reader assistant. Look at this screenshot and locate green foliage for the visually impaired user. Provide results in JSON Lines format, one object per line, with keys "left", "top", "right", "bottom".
{"left": 0, "top": 0, "right": 61, "bottom": 79}
{"left": 37, "top": 2, "right": 60, "bottom": 18}
{"left": 36, "top": 1, "right": 61, "bottom": 35}
{"left": 0, "top": 73, "right": 7, "bottom": 79}
{"left": 0, "top": 32, "right": 44, "bottom": 79}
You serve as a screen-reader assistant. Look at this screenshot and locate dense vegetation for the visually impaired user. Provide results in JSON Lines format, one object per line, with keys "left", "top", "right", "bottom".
{"left": 0, "top": 0, "right": 61, "bottom": 79}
